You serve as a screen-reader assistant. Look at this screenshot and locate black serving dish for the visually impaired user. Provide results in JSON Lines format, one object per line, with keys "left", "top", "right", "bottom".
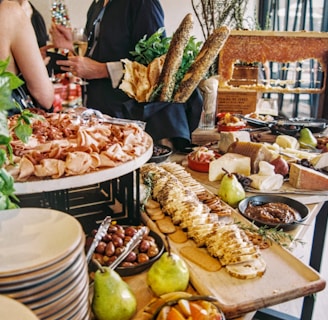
{"left": 115, "top": 230, "right": 164, "bottom": 276}
{"left": 238, "top": 195, "right": 309, "bottom": 231}
{"left": 148, "top": 144, "right": 172, "bottom": 163}
{"left": 88, "top": 228, "right": 165, "bottom": 277}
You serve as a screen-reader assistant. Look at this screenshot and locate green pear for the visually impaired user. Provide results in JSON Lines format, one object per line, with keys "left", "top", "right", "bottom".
{"left": 92, "top": 267, "right": 137, "bottom": 320}
{"left": 218, "top": 172, "right": 245, "bottom": 208}
{"left": 147, "top": 252, "right": 189, "bottom": 296}
{"left": 298, "top": 128, "right": 317, "bottom": 149}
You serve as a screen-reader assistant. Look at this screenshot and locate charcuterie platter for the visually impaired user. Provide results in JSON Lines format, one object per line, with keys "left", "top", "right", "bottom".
{"left": 6, "top": 108, "right": 153, "bottom": 194}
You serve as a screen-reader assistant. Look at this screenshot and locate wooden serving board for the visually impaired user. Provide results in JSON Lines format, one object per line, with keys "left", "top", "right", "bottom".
{"left": 141, "top": 210, "right": 326, "bottom": 319}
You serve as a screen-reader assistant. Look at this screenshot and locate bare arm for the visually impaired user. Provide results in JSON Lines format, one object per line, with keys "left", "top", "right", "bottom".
{"left": 9, "top": 2, "right": 54, "bottom": 109}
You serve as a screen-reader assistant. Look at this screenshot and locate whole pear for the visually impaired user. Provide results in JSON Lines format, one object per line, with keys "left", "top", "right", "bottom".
{"left": 298, "top": 128, "right": 317, "bottom": 149}
{"left": 147, "top": 251, "right": 189, "bottom": 296}
{"left": 92, "top": 267, "right": 137, "bottom": 320}
{"left": 218, "top": 172, "right": 245, "bottom": 208}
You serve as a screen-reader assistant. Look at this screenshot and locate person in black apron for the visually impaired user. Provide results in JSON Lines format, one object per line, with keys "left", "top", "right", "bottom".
{"left": 51, "top": 0, "right": 202, "bottom": 151}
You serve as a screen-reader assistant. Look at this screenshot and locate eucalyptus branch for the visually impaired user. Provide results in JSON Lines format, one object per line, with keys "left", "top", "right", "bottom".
{"left": 191, "top": 0, "right": 249, "bottom": 40}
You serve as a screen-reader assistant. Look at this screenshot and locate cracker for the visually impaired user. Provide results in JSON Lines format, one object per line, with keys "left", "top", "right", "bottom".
{"left": 168, "top": 228, "right": 188, "bottom": 243}
{"left": 145, "top": 198, "right": 160, "bottom": 209}
{"left": 149, "top": 212, "right": 165, "bottom": 221}
{"left": 146, "top": 206, "right": 163, "bottom": 215}
{"left": 156, "top": 216, "right": 176, "bottom": 234}
{"left": 180, "top": 246, "right": 222, "bottom": 272}
{"left": 146, "top": 206, "right": 165, "bottom": 221}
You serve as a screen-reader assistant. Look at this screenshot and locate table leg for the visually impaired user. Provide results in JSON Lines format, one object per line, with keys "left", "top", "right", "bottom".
{"left": 300, "top": 200, "right": 328, "bottom": 319}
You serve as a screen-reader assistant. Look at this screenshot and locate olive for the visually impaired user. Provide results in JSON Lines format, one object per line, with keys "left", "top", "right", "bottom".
{"left": 147, "top": 245, "right": 159, "bottom": 257}
{"left": 139, "top": 239, "right": 150, "bottom": 253}
{"left": 92, "top": 253, "right": 104, "bottom": 265}
{"left": 107, "top": 225, "right": 118, "bottom": 233}
{"left": 120, "top": 261, "right": 135, "bottom": 267}
{"left": 105, "top": 241, "right": 115, "bottom": 257}
{"left": 112, "top": 234, "right": 124, "bottom": 247}
{"left": 124, "top": 251, "right": 137, "bottom": 262}
{"left": 125, "top": 226, "right": 137, "bottom": 237}
{"left": 115, "top": 230, "right": 126, "bottom": 239}
{"left": 95, "top": 241, "right": 107, "bottom": 254}
{"left": 137, "top": 253, "right": 149, "bottom": 263}
{"left": 102, "top": 233, "right": 112, "bottom": 243}
{"left": 115, "top": 246, "right": 125, "bottom": 256}
{"left": 104, "top": 255, "right": 117, "bottom": 266}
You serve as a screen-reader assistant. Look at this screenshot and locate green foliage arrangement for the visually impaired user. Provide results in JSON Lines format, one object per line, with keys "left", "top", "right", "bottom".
{"left": 130, "top": 28, "right": 202, "bottom": 95}
{"left": 0, "top": 57, "right": 37, "bottom": 209}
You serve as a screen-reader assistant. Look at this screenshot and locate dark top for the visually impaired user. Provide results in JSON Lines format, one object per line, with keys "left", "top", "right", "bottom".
{"left": 84, "top": 0, "right": 202, "bottom": 144}
{"left": 30, "top": 2, "right": 48, "bottom": 48}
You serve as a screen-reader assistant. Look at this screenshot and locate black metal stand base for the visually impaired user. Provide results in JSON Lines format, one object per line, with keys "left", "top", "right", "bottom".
{"left": 17, "top": 169, "right": 141, "bottom": 235}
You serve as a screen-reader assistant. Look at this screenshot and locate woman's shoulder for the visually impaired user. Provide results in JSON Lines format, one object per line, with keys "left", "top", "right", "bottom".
{"left": 0, "top": 0, "right": 26, "bottom": 18}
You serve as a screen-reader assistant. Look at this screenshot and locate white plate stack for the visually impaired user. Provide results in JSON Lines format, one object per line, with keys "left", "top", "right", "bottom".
{"left": 0, "top": 208, "right": 90, "bottom": 320}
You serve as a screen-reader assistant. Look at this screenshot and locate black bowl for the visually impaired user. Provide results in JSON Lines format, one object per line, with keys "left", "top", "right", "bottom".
{"left": 116, "top": 230, "right": 164, "bottom": 276}
{"left": 238, "top": 195, "right": 309, "bottom": 231}
{"left": 148, "top": 144, "right": 172, "bottom": 163}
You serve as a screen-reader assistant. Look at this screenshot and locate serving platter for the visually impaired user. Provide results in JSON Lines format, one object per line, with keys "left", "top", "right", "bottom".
{"left": 141, "top": 205, "right": 326, "bottom": 319}
{"left": 245, "top": 185, "right": 328, "bottom": 196}
{"left": 13, "top": 134, "right": 153, "bottom": 195}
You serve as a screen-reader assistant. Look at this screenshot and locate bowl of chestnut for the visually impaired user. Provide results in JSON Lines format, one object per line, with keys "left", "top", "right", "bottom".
{"left": 87, "top": 224, "right": 165, "bottom": 277}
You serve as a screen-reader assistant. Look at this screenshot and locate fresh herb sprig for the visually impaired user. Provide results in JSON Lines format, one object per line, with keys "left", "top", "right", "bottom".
{"left": 140, "top": 171, "right": 155, "bottom": 211}
{"left": 237, "top": 221, "right": 305, "bottom": 248}
{"left": 130, "top": 28, "right": 170, "bottom": 66}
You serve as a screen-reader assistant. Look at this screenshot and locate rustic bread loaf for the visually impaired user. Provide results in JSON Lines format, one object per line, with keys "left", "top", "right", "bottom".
{"left": 173, "top": 26, "right": 230, "bottom": 103}
{"left": 157, "top": 13, "right": 194, "bottom": 102}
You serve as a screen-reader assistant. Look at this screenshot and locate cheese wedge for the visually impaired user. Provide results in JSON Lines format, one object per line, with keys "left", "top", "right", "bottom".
{"left": 209, "top": 153, "right": 251, "bottom": 181}
{"left": 289, "top": 163, "right": 328, "bottom": 190}
{"left": 227, "top": 141, "right": 274, "bottom": 173}
{"left": 250, "top": 174, "right": 284, "bottom": 190}
{"left": 275, "top": 135, "right": 300, "bottom": 149}
{"left": 310, "top": 152, "right": 328, "bottom": 171}
{"left": 218, "top": 131, "right": 251, "bottom": 153}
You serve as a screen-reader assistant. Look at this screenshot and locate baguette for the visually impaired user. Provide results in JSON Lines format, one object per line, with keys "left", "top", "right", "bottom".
{"left": 173, "top": 26, "right": 230, "bottom": 103}
{"left": 157, "top": 13, "right": 194, "bottom": 102}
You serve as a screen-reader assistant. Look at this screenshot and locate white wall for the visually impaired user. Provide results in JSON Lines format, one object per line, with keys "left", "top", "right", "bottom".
{"left": 30, "top": 0, "right": 210, "bottom": 41}
{"left": 31, "top": 0, "right": 255, "bottom": 42}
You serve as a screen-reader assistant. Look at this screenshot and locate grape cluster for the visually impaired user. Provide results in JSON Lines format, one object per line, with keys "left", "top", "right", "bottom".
{"left": 233, "top": 173, "right": 253, "bottom": 188}
{"left": 296, "top": 158, "right": 326, "bottom": 174}
{"left": 87, "top": 224, "right": 160, "bottom": 268}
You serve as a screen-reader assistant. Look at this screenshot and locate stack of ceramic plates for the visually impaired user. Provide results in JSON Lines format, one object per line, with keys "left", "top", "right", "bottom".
{"left": 0, "top": 208, "right": 90, "bottom": 320}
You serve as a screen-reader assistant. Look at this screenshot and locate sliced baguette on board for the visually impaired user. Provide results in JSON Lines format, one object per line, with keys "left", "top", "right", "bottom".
{"left": 157, "top": 13, "right": 194, "bottom": 102}
{"left": 173, "top": 26, "right": 230, "bottom": 103}
{"left": 289, "top": 162, "right": 328, "bottom": 190}
{"left": 225, "top": 257, "right": 266, "bottom": 280}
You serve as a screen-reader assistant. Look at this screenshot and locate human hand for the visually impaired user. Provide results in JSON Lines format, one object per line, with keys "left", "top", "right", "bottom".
{"left": 49, "top": 23, "right": 74, "bottom": 51}
{"left": 40, "top": 44, "right": 55, "bottom": 59}
{"left": 56, "top": 56, "right": 109, "bottom": 80}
